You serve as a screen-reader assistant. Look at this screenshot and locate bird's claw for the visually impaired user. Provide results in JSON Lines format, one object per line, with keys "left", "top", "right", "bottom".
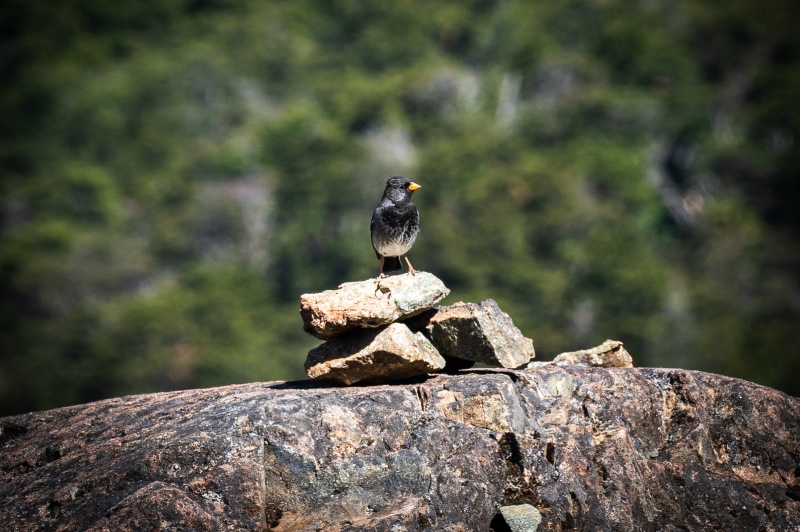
{"left": 377, "top": 273, "right": 389, "bottom": 279}
{"left": 407, "top": 268, "right": 419, "bottom": 276}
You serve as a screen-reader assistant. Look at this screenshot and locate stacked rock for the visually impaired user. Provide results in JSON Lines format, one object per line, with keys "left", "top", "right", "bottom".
{"left": 300, "top": 272, "right": 536, "bottom": 385}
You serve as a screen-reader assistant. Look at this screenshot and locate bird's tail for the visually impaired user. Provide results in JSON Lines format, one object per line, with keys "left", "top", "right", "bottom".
{"left": 383, "top": 256, "right": 402, "bottom": 273}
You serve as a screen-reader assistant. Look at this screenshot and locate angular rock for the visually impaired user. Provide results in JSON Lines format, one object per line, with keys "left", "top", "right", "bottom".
{"left": 305, "top": 322, "right": 446, "bottom": 385}
{"left": 403, "top": 310, "right": 478, "bottom": 373}
{"left": 528, "top": 339, "right": 633, "bottom": 369}
{"left": 1, "top": 368, "right": 799, "bottom": 531}
{"left": 299, "top": 272, "right": 450, "bottom": 340}
{"left": 493, "top": 504, "right": 542, "bottom": 531}
{"left": 424, "top": 299, "right": 535, "bottom": 368}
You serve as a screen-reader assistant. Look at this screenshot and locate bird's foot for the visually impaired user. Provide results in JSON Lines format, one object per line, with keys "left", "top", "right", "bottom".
{"left": 377, "top": 273, "right": 389, "bottom": 279}
{"left": 407, "top": 268, "right": 419, "bottom": 276}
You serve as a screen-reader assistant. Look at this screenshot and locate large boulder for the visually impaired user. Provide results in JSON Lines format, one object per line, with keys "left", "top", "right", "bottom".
{"left": 299, "top": 272, "right": 450, "bottom": 340}
{"left": 1, "top": 367, "right": 798, "bottom": 531}
{"left": 304, "top": 322, "right": 446, "bottom": 385}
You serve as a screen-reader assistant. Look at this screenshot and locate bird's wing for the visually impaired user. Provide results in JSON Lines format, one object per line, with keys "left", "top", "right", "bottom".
{"left": 370, "top": 209, "right": 381, "bottom": 259}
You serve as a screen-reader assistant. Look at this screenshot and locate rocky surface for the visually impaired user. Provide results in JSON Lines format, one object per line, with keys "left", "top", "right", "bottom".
{"left": 1, "top": 367, "right": 799, "bottom": 531}
{"left": 528, "top": 340, "right": 633, "bottom": 369}
{"left": 304, "top": 322, "right": 446, "bottom": 385}
{"left": 299, "top": 273, "right": 449, "bottom": 340}
{"left": 422, "top": 300, "right": 535, "bottom": 368}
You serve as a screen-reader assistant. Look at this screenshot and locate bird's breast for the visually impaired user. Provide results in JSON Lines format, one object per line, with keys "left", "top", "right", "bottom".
{"left": 371, "top": 204, "right": 419, "bottom": 257}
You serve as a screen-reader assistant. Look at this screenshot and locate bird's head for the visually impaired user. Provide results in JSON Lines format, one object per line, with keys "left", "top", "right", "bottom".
{"left": 383, "top": 176, "right": 421, "bottom": 203}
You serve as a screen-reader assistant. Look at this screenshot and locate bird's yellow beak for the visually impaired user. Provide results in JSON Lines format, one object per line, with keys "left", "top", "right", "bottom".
{"left": 409, "top": 182, "right": 421, "bottom": 190}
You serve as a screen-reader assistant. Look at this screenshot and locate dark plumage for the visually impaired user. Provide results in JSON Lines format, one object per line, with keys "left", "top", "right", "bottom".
{"left": 370, "top": 176, "right": 421, "bottom": 278}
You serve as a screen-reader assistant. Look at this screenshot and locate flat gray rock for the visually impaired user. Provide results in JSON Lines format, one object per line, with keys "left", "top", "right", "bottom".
{"left": 299, "top": 272, "right": 450, "bottom": 340}
{"left": 424, "top": 299, "right": 535, "bottom": 368}
{"left": 527, "top": 339, "right": 633, "bottom": 369}
{"left": 496, "top": 504, "right": 542, "bottom": 531}
{"left": 305, "top": 322, "right": 446, "bottom": 385}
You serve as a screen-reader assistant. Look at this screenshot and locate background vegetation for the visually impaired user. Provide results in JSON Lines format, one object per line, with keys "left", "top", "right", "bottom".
{"left": 2, "top": 0, "right": 799, "bottom": 416}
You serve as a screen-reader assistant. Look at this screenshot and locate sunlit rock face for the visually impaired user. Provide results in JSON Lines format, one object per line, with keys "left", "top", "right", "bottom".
{"left": 1, "top": 367, "right": 798, "bottom": 531}
{"left": 299, "top": 272, "right": 450, "bottom": 340}
{"left": 528, "top": 339, "right": 632, "bottom": 369}
{"left": 416, "top": 299, "right": 536, "bottom": 368}
{"left": 304, "top": 322, "right": 445, "bottom": 385}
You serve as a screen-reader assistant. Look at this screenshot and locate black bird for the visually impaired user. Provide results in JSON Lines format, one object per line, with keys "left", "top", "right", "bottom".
{"left": 371, "top": 176, "right": 421, "bottom": 278}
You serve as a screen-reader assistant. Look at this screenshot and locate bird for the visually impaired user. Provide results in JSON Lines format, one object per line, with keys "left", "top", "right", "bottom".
{"left": 370, "top": 176, "right": 421, "bottom": 278}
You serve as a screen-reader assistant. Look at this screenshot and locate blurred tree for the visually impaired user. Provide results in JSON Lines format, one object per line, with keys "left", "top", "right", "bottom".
{"left": 1, "top": 0, "right": 799, "bottom": 416}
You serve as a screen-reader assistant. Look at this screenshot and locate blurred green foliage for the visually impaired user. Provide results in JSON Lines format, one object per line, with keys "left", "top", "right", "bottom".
{"left": 2, "top": 0, "right": 799, "bottom": 416}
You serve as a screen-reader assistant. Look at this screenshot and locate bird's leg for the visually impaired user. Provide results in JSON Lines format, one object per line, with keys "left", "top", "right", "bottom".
{"left": 377, "top": 256, "right": 389, "bottom": 279}
{"left": 404, "top": 255, "right": 419, "bottom": 275}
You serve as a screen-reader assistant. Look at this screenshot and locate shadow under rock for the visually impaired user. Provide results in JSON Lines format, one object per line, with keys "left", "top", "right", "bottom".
{"left": 266, "top": 372, "right": 447, "bottom": 391}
